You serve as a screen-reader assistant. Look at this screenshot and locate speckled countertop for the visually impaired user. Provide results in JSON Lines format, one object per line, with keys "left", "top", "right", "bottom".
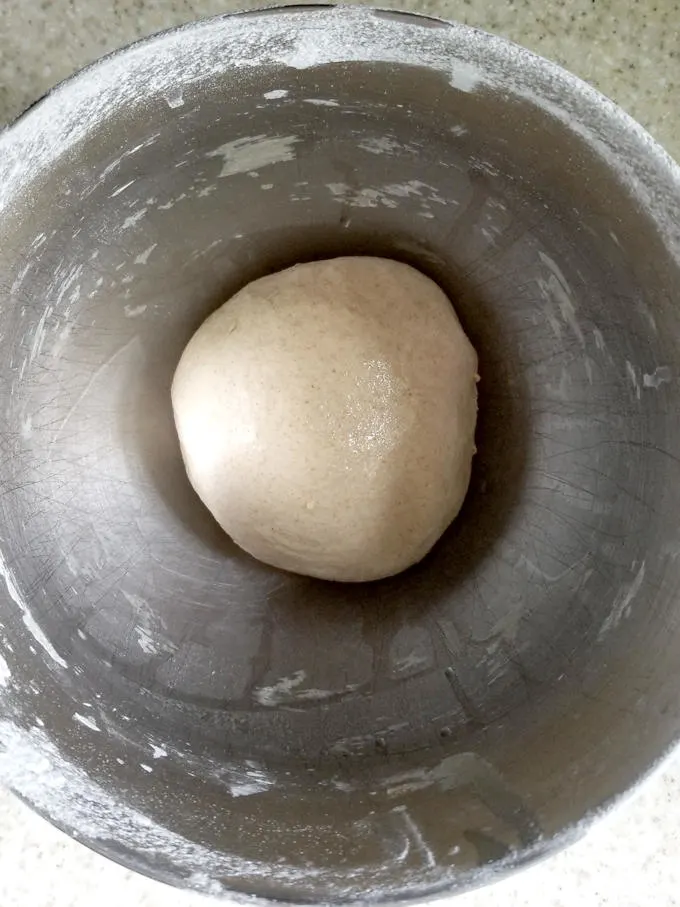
{"left": 1, "top": 2, "right": 679, "bottom": 906}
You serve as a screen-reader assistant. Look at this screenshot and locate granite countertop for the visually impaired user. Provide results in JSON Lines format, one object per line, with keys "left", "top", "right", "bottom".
{"left": 1, "top": 1, "right": 679, "bottom": 906}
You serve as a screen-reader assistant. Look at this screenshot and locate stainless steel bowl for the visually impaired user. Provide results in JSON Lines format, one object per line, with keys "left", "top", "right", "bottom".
{"left": 1, "top": 5, "right": 680, "bottom": 904}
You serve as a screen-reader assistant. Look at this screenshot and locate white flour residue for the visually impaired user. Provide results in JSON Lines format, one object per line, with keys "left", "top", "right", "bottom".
{"left": 393, "top": 652, "right": 429, "bottom": 675}
{"left": 383, "top": 180, "right": 447, "bottom": 203}
{"left": 206, "top": 135, "right": 299, "bottom": 178}
{"left": 0, "top": 7, "right": 677, "bottom": 261}
{"left": 117, "top": 591, "right": 175, "bottom": 662}
{"left": 538, "top": 251, "right": 584, "bottom": 345}
{"left": 327, "top": 183, "right": 384, "bottom": 208}
{"left": 22, "top": 614, "right": 68, "bottom": 669}
{"left": 450, "top": 58, "right": 483, "bottom": 93}
{"left": 135, "top": 626, "right": 158, "bottom": 656}
{"left": 392, "top": 805, "right": 437, "bottom": 868}
{"left": 0, "top": 722, "right": 296, "bottom": 890}
{"left": 99, "top": 134, "right": 161, "bottom": 182}
{"left": 625, "top": 360, "right": 641, "bottom": 398}
{"left": 164, "top": 88, "right": 184, "bottom": 109}
{"left": 643, "top": 365, "right": 672, "bottom": 388}
{"left": 54, "top": 262, "right": 83, "bottom": 313}
{"left": 73, "top": 712, "right": 100, "bottom": 733}
{"left": 229, "top": 764, "right": 275, "bottom": 798}
{"left": 0, "top": 551, "right": 67, "bottom": 669}
{"left": 330, "top": 776, "right": 356, "bottom": 793}
{"left": 187, "top": 873, "right": 224, "bottom": 896}
{"left": 598, "top": 561, "right": 646, "bottom": 639}
{"left": 327, "top": 180, "right": 447, "bottom": 210}
{"left": 303, "top": 98, "right": 339, "bottom": 107}
{"left": 29, "top": 305, "right": 53, "bottom": 363}
{"left": 253, "top": 670, "right": 306, "bottom": 706}
{"left": 584, "top": 356, "right": 595, "bottom": 384}
{"left": 470, "top": 157, "right": 500, "bottom": 178}
{"left": 293, "top": 684, "right": 360, "bottom": 702}
{"left": 0, "top": 554, "right": 26, "bottom": 611}
{"left": 124, "top": 303, "right": 147, "bottom": 318}
{"left": 252, "top": 670, "right": 357, "bottom": 706}
{"left": 109, "top": 179, "right": 135, "bottom": 198}
{"left": 263, "top": 89, "right": 288, "bottom": 100}
{"left": 0, "top": 715, "right": 481, "bottom": 896}
{"left": 134, "top": 243, "right": 157, "bottom": 265}
{"left": 384, "top": 754, "right": 527, "bottom": 817}
{"left": 187, "top": 239, "right": 223, "bottom": 262}
{"left": 0, "top": 655, "right": 10, "bottom": 687}
{"left": 157, "top": 191, "right": 188, "bottom": 210}
{"left": 358, "top": 136, "right": 417, "bottom": 156}
{"left": 120, "top": 207, "right": 147, "bottom": 231}
{"left": 11, "top": 260, "right": 34, "bottom": 295}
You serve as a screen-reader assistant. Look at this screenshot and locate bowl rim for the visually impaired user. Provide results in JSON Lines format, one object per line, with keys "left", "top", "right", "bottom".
{"left": 1, "top": 4, "right": 680, "bottom": 905}
{"left": 1, "top": 3, "right": 679, "bottom": 261}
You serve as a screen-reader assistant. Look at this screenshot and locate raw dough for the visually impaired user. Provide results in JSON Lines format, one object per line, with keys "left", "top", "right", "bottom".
{"left": 172, "top": 256, "right": 478, "bottom": 582}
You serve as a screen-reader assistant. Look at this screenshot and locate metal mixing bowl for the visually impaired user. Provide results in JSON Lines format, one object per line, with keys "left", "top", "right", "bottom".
{"left": 1, "top": 5, "right": 680, "bottom": 904}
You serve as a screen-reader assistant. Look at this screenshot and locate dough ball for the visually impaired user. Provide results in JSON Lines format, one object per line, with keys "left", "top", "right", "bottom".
{"left": 172, "top": 256, "right": 478, "bottom": 582}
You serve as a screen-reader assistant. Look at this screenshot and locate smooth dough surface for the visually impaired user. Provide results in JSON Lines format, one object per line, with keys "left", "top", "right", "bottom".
{"left": 172, "top": 256, "right": 478, "bottom": 582}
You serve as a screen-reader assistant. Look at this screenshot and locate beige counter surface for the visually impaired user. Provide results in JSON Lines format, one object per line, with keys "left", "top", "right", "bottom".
{"left": 1, "top": 2, "right": 679, "bottom": 906}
